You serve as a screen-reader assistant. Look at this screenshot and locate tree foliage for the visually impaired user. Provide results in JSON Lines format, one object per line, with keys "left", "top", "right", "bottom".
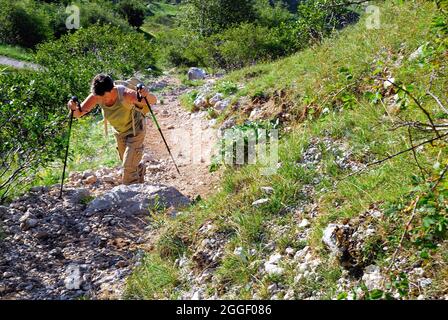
{"left": 0, "top": 0, "right": 53, "bottom": 48}
{"left": 158, "top": 0, "right": 361, "bottom": 70}
{"left": 117, "top": 0, "right": 148, "bottom": 28}
{"left": 0, "top": 0, "right": 140, "bottom": 48}
{"left": 180, "top": 0, "right": 258, "bottom": 36}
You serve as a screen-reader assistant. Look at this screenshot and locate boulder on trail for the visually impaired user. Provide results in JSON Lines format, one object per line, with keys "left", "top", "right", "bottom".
{"left": 188, "top": 67, "right": 206, "bottom": 80}
{"left": 84, "top": 183, "right": 190, "bottom": 216}
{"left": 322, "top": 224, "right": 345, "bottom": 255}
{"left": 209, "top": 93, "right": 224, "bottom": 106}
{"left": 63, "top": 188, "right": 91, "bottom": 204}
{"left": 214, "top": 99, "right": 230, "bottom": 112}
{"left": 194, "top": 94, "right": 209, "bottom": 109}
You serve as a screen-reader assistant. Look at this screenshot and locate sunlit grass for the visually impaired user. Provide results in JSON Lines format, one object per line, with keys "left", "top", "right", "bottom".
{"left": 124, "top": 253, "right": 181, "bottom": 300}
{"left": 141, "top": 1, "right": 179, "bottom": 37}
{"left": 125, "top": 1, "right": 446, "bottom": 299}
{"left": 0, "top": 44, "right": 34, "bottom": 62}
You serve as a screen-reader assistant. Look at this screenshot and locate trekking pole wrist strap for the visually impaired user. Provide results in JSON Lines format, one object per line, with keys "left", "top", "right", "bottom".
{"left": 72, "top": 96, "right": 82, "bottom": 112}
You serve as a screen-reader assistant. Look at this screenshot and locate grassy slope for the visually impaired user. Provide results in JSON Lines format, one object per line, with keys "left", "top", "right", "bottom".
{"left": 127, "top": 1, "right": 447, "bottom": 299}
{"left": 141, "top": 1, "right": 179, "bottom": 37}
{"left": 0, "top": 44, "right": 34, "bottom": 62}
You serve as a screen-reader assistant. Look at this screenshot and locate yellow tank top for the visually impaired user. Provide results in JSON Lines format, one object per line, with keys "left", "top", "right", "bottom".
{"left": 100, "top": 85, "right": 144, "bottom": 135}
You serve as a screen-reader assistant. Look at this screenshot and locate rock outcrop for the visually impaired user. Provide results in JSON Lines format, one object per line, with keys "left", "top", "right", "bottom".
{"left": 188, "top": 67, "right": 206, "bottom": 80}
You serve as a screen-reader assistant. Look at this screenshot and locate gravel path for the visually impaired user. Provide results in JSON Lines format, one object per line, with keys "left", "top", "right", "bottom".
{"left": 143, "top": 75, "right": 222, "bottom": 198}
{"left": 0, "top": 55, "right": 43, "bottom": 71}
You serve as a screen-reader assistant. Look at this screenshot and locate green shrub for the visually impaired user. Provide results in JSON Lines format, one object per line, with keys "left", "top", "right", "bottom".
{"left": 292, "top": 0, "right": 360, "bottom": 45}
{"left": 0, "top": 70, "right": 68, "bottom": 202}
{"left": 49, "top": 0, "right": 132, "bottom": 38}
{"left": 212, "top": 22, "right": 299, "bottom": 70}
{"left": 78, "top": 1, "right": 130, "bottom": 31}
{"left": 180, "top": 0, "right": 258, "bottom": 36}
{"left": 0, "top": 0, "right": 134, "bottom": 48}
{"left": 158, "top": 22, "right": 298, "bottom": 70}
{"left": 36, "top": 25, "right": 157, "bottom": 97}
{"left": 117, "top": 0, "right": 148, "bottom": 28}
{"left": 255, "top": 0, "right": 294, "bottom": 28}
{"left": 42, "top": 1, "right": 131, "bottom": 39}
{"left": 156, "top": 0, "right": 361, "bottom": 70}
{"left": 0, "top": 0, "right": 53, "bottom": 48}
{"left": 40, "top": 2, "right": 71, "bottom": 39}
{"left": 156, "top": 28, "right": 215, "bottom": 68}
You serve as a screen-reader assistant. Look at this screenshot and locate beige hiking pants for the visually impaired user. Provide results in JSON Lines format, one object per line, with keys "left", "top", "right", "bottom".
{"left": 115, "top": 128, "right": 146, "bottom": 185}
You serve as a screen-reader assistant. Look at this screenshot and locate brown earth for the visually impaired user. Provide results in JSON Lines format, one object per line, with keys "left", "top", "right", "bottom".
{"left": 142, "top": 76, "right": 222, "bottom": 199}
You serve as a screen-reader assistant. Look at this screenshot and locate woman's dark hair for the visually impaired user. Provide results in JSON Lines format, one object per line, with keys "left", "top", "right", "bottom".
{"left": 91, "top": 74, "right": 114, "bottom": 96}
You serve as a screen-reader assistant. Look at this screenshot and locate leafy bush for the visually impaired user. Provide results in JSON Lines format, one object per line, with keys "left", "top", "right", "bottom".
{"left": 158, "top": 22, "right": 298, "bottom": 70}
{"left": 212, "top": 23, "right": 297, "bottom": 69}
{"left": 156, "top": 0, "right": 360, "bottom": 70}
{"left": 255, "top": 0, "right": 294, "bottom": 28}
{"left": 292, "top": 0, "right": 360, "bottom": 44}
{"left": 36, "top": 25, "right": 157, "bottom": 97}
{"left": 0, "top": 70, "right": 67, "bottom": 202}
{"left": 180, "top": 0, "right": 257, "bottom": 36}
{"left": 117, "top": 0, "right": 148, "bottom": 28}
{"left": 0, "top": 0, "right": 53, "bottom": 48}
{"left": 77, "top": 1, "right": 130, "bottom": 31}
{"left": 156, "top": 28, "right": 215, "bottom": 68}
{"left": 0, "top": 0, "right": 135, "bottom": 48}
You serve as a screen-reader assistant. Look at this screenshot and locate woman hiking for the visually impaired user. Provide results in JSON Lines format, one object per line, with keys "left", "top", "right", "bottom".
{"left": 67, "top": 74, "right": 158, "bottom": 185}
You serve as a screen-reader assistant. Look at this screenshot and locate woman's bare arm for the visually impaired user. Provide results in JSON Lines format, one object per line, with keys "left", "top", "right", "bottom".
{"left": 68, "top": 94, "right": 99, "bottom": 118}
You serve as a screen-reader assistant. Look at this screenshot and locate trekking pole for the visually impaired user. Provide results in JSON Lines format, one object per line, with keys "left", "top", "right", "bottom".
{"left": 136, "top": 84, "right": 181, "bottom": 175}
{"left": 59, "top": 96, "right": 81, "bottom": 199}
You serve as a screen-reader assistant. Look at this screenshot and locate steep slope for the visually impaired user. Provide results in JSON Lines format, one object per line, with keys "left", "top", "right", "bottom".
{"left": 126, "top": 1, "right": 448, "bottom": 300}
{"left": 0, "top": 74, "right": 222, "bottom": 300}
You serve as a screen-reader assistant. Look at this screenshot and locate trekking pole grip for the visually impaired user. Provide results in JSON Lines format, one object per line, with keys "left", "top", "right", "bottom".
{"left": 136, "top": 83, "right": 144, "bottom": 102}
{"left": 71, "top": 96, "right": 82, "bottom": 112}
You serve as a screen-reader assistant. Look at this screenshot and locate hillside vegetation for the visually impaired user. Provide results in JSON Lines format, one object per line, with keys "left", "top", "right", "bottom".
{"left": 0, "top": 0, "right": 447, "bottom": 301}
{"left": 0, "top": 0, "right": 364, "bottom": 202}
{"left": 126, "top": 1, "right": 448, "bottom": 300}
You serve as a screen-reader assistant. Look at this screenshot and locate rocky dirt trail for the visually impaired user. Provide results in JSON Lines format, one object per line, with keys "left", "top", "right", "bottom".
{"left": 0, "top": 55, "right": 43, "bottom": 71}
{"left": 0, "top": 74, "right": 222, "bottom": 300}
{"left": 142, "top": 75, "right": 222, "bottom": 198}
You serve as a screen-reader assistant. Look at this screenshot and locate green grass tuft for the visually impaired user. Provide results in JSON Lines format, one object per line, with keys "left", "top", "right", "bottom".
{"left": 126, "top": 1, "right": 448, "bottom": 299}
{"left": 125, "top": 253, "right": 181, "bottom": 300}
{"left": 0, "top": 44, "right": 34, "bottom": 62}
